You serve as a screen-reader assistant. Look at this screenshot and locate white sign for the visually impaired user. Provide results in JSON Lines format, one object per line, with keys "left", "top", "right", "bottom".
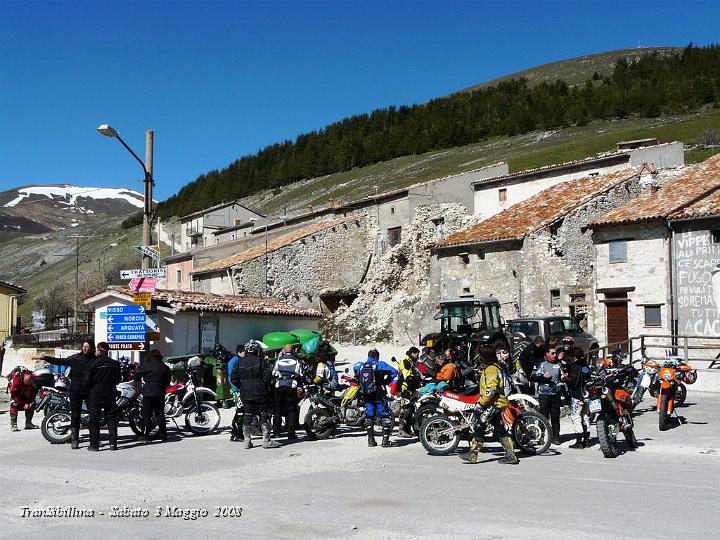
{"left": 120, "top": 267, "right": 167, "bottom": 279}
{"left": 134, "top": 245, "right": 160, "bottom": 260}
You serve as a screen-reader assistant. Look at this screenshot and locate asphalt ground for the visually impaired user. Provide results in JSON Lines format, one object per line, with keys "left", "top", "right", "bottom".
{"left": 0, "top": 392, "right": 718, "bottom": 540}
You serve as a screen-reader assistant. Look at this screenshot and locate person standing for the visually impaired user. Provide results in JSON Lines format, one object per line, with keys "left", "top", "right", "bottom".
{"left": 84, "top": 342, "right": 121, "bottom": 451}
{"left": 133, "top": 349, "right": 171, "bottom": 443}
{"left": 36, "top": 340, "right": 95, "bottom": 449}
{"left": 0, "top": 341, "right": 6, "bottom": 376}
{"left": 8, "top": 368, "right": 38, "bottom": 432}
{"left": 531, "top": 347, "right": 563, "bottom": 445}
{"left": 354, "top": 349, "right": 398, "bottom": 447}
{"left": 272, "top": 344, "right": 304, "bottom": 441}
{"left": 228, "top": 345, "right": 246, "bottom": 442}
{"left": 518, "top": 337, "right": 546, "bottom": 379}
{"left": 231, "top": 340, "right": 279, "bottom": 449}
{"left": 397, "top": 347, "right": 421, "bottom": 438}
{"left": 564, "top": 348, "right": 591, "bottom": 449}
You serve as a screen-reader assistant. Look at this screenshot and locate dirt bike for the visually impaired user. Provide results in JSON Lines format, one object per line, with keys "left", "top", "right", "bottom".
{"left": 586, "top": 369, "right": 637, "bottom": 458}
{"left": 41, "top": 380, "right": 143, "bottom": 444}
{"left": 130, "top": 359, "right": 221, "bottom": 436}
{"left": 303, "top": 373, "right": 366, "bottom": 439}
{"left": 652, "top": 359, "right": 697, "bottom": 431}
{"left": 419, "top": 390, "right": 551, "bottom": 456}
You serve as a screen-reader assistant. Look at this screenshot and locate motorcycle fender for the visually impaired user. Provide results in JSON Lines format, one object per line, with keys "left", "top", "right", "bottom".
{"left": 182, "top": 387, "right": 217, "bottom": 406}
{"left": 660, "top": 380, "right": 671, "bottom": 389}
{"left": 508, "top": 393, "right": 539, "bottom": 407}
{"left": 341, "top": 386, "right": 358, "bottom": 407}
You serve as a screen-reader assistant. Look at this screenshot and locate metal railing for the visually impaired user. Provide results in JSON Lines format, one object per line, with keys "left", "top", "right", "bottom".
{"left": 10, "top": 332, "right": 94, "bottom": 349}
{"left": 589, "top": 334, "right": 720, "bottom": 368}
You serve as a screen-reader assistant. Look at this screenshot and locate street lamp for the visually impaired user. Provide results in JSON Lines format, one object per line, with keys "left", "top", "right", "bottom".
{"left": 97, "top": 124, "right": 154, "bottom": 270}
{"left": 250, "top": 216, "right": 286, "bottom": 297}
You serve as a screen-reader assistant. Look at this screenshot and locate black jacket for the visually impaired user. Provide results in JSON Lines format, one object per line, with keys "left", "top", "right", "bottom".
{"left": 133, "top": 359, "right": 171, "bottom": 397}
{"left": 44, "top": 352, "right": 93, "bottom": 393}
{"left": 84, "top": 355, "right": 122, "bottom": 398}
{"left": 231, "top": 353, "right": 272, "bottom": 402}
{"left": 565, "top": 359, "right": 589, "bottom": 400}
{"left": 519, "top": 344, "right": 546, "bottom": 378}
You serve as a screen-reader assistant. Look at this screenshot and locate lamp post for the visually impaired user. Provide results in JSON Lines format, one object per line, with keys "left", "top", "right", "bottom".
{"left": 97, "top": 124, "right": 154, "bottom": 270}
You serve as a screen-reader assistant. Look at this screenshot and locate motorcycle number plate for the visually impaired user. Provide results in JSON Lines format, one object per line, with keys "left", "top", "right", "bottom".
{"left": 640, "top": 374, "right": 651, "bottom": 388}
{"left": 589, "top": 399, "right": 602, "bottom": 413}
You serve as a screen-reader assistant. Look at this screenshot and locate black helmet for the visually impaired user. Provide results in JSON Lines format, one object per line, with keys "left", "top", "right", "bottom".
{"left": 245, "top": 340, "right": 261, "bottom": 356}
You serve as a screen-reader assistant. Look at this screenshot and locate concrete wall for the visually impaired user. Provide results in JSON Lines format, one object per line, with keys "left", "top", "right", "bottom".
{"left": 592, "top": 222, "right": 672, "bottom": 345}
{"left": 628, "top": 142, "right": 684, "bottom": 168}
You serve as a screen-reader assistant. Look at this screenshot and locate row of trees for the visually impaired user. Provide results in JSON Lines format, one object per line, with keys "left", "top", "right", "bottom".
{"left": 158, "top": 44, "right": 720, "bottom": 219}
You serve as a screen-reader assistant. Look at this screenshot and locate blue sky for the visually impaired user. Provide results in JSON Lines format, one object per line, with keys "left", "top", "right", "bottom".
{"left": 1, "top": 0, "right": 718, "bottom": 200}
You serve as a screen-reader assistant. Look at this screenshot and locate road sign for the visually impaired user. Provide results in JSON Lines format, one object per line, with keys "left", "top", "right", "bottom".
{"left": 107, "top": 323, "right": 145, "bottom": 333}
{"left": 108, "top": 332, "right": 146, "bottom": 342}
{"left": 132, "top": 292, "right": 152, "bottom": 310}
{"left": 134, "top": 245, "right": 160, "bottom": 260}
{"left": 120, "top": 268, "right": 167, "bottom": 279}
{"left": 108, "top": 342, "right": 146, "bottom": 351}
{"left": 107, "top": 314, "right": 145, "bottom": 323}
{"left": 107, "top": 305, "right": 145, "bottom": 314}
{"left": 129, "top": 277, "right": 157, "bottom": 293}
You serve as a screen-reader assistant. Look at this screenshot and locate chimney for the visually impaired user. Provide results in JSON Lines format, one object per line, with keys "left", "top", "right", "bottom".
{"left": 638, "top": 162, "right": 659, "bottom": 196}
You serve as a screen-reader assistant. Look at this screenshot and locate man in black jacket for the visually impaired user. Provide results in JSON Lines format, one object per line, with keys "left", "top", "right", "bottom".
{"left": 519, "top": 337, "right": 546, "bottom": 380}
{"left": 133, "top": 349, "right": 171, "bottom": 442}
{"left": 231, "top": 341, "right": 279, "bottom": 449}
{"left": 36, "top": 340, "right": 95, "bottom": 449}
{"left": 563, "top": 348, "right": 591, "bottom": 449}
{"left": 84, "top": 342, "right": 122, "bottom": 451}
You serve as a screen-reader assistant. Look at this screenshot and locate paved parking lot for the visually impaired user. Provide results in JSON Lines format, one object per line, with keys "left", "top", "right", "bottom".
{"left": 0, "top": 392, "right": 718, "bottom": 539}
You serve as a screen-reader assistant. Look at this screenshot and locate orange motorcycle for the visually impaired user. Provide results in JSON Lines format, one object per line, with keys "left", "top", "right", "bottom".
{"left": 654, "top": 359, "right": 697, "bottom": 431}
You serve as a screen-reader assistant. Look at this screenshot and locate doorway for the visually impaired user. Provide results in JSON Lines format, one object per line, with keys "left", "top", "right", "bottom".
{"left": 606, "top": 293, "right": 629, "bottom": 351}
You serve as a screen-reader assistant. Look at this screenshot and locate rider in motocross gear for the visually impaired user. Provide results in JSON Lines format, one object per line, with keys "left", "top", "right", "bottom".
{"left": 459, "top": 345, "right": 519, "bottom": 465}
{"left": 353, "top": 350, "right": 398, "bottom": 447}
{"left": 397, "top": 347, "right": 421, "bottom": 438}
{"left": 8, "top": 369, "right": 38, "bottom": 432}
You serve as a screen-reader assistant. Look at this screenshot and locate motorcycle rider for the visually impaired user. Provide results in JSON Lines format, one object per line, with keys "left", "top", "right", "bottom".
{"left": 272, "top": 344, "right": 305, "bottom": 441}
{"left": 231, "top": 340, "right": 279, "bottom": 449}
{"left": 563, "top": 347, "right": 591, "bottom": 449}
{"left": 435, "top": 352, "right": 458, "bottom": 388}
{"left": 133, "top": 349, "right": 171, "bottom": 443}
{"left": 8, "top": 368, "right": 39, "bottom": 432}
{"left": 35, "top": 340, "right": 95, "bottom": 447}
{"left": 518, "top": 337, "right": 546, "bottom": 380}
{"left": 354, "top": 349, "right": 398, "bottom": 447}
{"left": 459, "top": 345, "right": 519, "bottom": 465}
{"left": 228, "top": 344, "right": 246, "bottom": 442}
{"left": 84, "top": 342, "right": 122, "bottom": 451}
{"left": 313, "top": 343, "right": 339, "bottom": 392}
{"left": 531, "top": 346, "right": 563, "bottom": 445}
{"left": 397, "top": 347, "right": 421, "bottom": 438}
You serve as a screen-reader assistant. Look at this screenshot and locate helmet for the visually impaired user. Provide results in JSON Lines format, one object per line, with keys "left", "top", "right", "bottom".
{"left": 562, "top": 336, "right": 575, "bottom": 346}
{"left": 187, "top": 356, "right": 203, "bottom": 371}
{"left": 244, "top": 340, "right": 261, "bottom": 356}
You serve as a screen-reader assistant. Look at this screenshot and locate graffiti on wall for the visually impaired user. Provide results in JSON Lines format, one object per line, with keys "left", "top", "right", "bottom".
{"left": 675, "top": 230, "right": 720, "bottom": 336}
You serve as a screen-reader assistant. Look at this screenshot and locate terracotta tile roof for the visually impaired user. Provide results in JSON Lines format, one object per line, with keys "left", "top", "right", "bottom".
{"left": 95, "top": 287, "right": 320, "bottom": 318}
{"left": 590, "top": 154, "right": 720, "bottom": 227}
{"left": 193, "top": 216, "right": 359, "bottom": 274}
{"left": 437, "top": 169, "right": 638, "bottom": 248}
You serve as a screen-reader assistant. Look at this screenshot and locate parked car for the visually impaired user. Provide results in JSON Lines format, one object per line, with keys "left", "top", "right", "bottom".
{"left": 506, "top": 316, "right": 599, "bottom": 355}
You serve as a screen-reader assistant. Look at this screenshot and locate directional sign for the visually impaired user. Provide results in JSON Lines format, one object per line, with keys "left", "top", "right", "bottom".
{"left": 108, "top": 332, "right": 146, "bottom": 342}
{"left": 132, "top": 293, "right": 152, "bottom": 310}
{"left": 107, "top": 305, "right": 145, "bottom": 314}
{"left": 134, "top": 245, "right": 160, "bottom": 260}
{"left": 120, "top": 268, "right": 167, "bottom": 279}
{"left": 107, "top": 314, "right": 145, "bottom": 324}
{"left": 129, "top": 277, "right": 157, "bottom": 293}
{"left": 109, "top": 342, "right": 145, "bottom": 351}
{"left": 107, "top": 323, "right": 145, "bottom": 333}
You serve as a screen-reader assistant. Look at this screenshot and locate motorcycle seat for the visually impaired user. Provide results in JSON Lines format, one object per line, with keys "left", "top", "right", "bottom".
{"left": 441, "top": 391, "right": 479, "bottom": 404}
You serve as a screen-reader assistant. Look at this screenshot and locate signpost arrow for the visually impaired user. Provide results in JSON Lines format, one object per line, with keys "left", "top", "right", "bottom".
{"left": 133, "top": 245, "right": 160, "bottom": 261}
{"left": 120, "top": 268, "right": 167, "bottom": 279}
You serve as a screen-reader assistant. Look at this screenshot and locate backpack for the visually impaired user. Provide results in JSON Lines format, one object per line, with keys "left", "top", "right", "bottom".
{"left": 498, "top": 363, "right": 513, "bottom": 397}
{"left": 357, "top": 362, "right": 377, "bottom": 397}
{"left": 7, "top": 366, "right": 29, "bottom": 394}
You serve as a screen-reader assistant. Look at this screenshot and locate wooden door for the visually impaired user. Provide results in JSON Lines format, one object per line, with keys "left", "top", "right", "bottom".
{"left": 606, "top": 302, "right": 629, "bottom": 351}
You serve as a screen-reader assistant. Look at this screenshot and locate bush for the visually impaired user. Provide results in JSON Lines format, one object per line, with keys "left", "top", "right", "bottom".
{"left": 698, "top": 127, "right": 720, "bottom": 146}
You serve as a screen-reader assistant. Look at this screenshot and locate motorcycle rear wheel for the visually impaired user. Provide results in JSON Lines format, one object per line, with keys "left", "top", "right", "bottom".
{"left": 659, "top": 394, "right": 670, "bottom": 431}
{"left": 304, "top": 408, "right": 336, "bottom": 440}
{"left": 41, "top": 411, "right": 72, "bottom": 444}
{"left": 420, "top": 415, "right": 461, "bottom": 456}
{"left": 597, "top": 416, "right": 620, "bottom": 458}
{"left": 674, "top": 384, "right": 687, "bottom": 408}
{"left": 185, "top": 402, "right": 220, "bottom": 435}
{"left": 128, "top": 412, "right": 160, "bottom": 438}
{"left": 512, "top": 410, "right": 551, "bottom": 455}
{"left": 413, "top": 402, "right": 442, "bottom": 434}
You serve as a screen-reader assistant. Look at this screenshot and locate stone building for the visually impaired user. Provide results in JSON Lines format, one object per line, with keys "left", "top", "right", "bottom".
{"left": 179, "top": 201, "right": 264, "bottom": 252}
{"left": 589, "top": 154, "right": 720, "bottom": 348}
{"left": 472, "top": 142, "right": 683, "bottom": 220}
{"left": 432, "top": 167, "right": 651, "bottom": 334}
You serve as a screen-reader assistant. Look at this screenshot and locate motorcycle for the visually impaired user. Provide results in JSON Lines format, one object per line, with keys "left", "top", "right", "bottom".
{"left": 419, "top": 390, "right": 551, "bottom": 456}
{"left": 585, "top": 368, "right": 637, "bottom": 458}
{"left": 632, "top": 357, "right": 694, "bottom": 411}
{"left": 130, "top": 357, "right": 221, "bottom": 436}
{"left": 33, "top": 371, "right": 70, "bottom": 416}
{"left": 303, "top": 373, "right": 366, "bottom": 439}
{"left": 41, "top": 380, "right": 143, "bottom": 444}
{"left": 652, "top": 358, "right": 697, "bottom": 431}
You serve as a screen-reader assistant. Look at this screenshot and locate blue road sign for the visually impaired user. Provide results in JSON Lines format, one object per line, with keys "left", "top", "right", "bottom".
{"left": 107, "top": 323, "right": 145, "bottom": 333}
{"left": 107, "top": 305, "right": 145, "bottom": 314}
{"left": 106, "top": 314, "right": 145, "bottom": 323}
{"left": 108, "top": 332, "right": 146, "bottom": 342}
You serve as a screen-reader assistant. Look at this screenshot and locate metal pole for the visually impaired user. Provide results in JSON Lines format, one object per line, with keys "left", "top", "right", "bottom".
{"left": 142, "top": 130, "right": 154, "bottom": 270}
{"left": 264, "top": 224, "right": 268, "bottom": 296}
{"left": 74, "top": 237, "right": 79, "bottom": 333}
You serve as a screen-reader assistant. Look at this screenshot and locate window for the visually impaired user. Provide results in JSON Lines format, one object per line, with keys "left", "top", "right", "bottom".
{"left": 499, "top": 188, "right": 507, "bottom": 202}
{"left": 550, "top": 289, "right": 561, "bottom": 308}
{"left": 712, "top": 230, "right": 720, "bottom": 244}
{"left": 388, "top": 226, "right": 402, "bottom": 246}
{"left": 560, "top": 317, "right": 582, "bottom": 334}
{"left": 644, "top": 306, "right": 662, "bottom": 327}
{"left": 390, "top": 207, "right": 395, "bottom": 214}
{"left": 508, "top": 320, "right": 540, "bottom": 336}
{"left": 548, "top": 319, "right": 565, "bottom": 336}
{"left": 176, "top": 269, "right": 182, "bottom": 284}
{"left": 478, "top": 251, "right": 485, "bottom": 260}
{"left": 609, "top": 240, "right": 627, "bottom": 263}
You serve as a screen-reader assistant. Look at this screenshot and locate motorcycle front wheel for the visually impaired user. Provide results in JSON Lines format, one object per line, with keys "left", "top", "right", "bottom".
{"left": 304, "top": 408, "right": 336, "bottom": 439}
{"left": 420, "top": 415, "right": 461, "bottom": 456}
{"left": 597, "top": 415, "right": 620, "bottom": 458}
{"left": 185, "top": 402, "right": 220, "bottom": 435}
{"left": 674, "top": 384, "right": 687, "bottom": 407}
{"left": 41, "top": 411, "right": 72, "bottom": 444}
{"left": 512, "top": 410, "right": 551, "bottom": 455}
{"left": 659, "top": 394, "right": 671, "bottom": 431}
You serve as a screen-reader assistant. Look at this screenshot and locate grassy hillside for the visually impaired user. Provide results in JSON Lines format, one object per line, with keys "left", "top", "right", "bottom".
{"left": 458, "top": 47, "right": 681, "bottom": 93}
{"left": 241, "top": 109, "right": 720, "bottom": 216}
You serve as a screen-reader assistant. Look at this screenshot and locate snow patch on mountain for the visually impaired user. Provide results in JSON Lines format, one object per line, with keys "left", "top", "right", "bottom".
{"left": 4, "top": 185, "right": 143, "bottom": 209}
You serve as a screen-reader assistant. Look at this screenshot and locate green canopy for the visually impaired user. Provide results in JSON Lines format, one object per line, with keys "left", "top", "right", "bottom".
{"left": 262, "top": 331, "right": 300, "bottom": 351}
{"left": 290, "top": 329, "right": 322, "bottom": 345}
